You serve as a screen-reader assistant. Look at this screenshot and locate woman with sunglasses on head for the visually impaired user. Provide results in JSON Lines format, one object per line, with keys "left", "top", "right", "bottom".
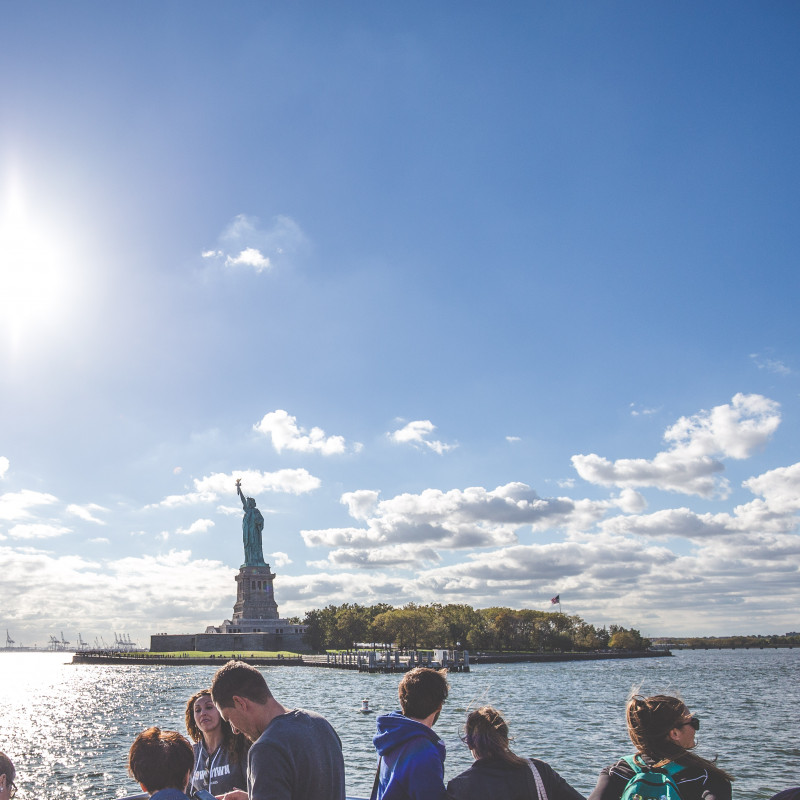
{"left": 185, "top": 689, "right": 249, "bottom": 798}
{"left": 0, "top": 752, "right": 16, "bottom": 800}
{"left": 589, "top": 694, "right": 733, "bottom": 800}
{"left": 446, "top": 706, "right": 585, "bottom": 800}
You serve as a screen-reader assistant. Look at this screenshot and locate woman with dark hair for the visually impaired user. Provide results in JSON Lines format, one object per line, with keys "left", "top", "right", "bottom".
{"left": 185, "top": 689, "right": 248, "bottom": 797}
{"left": 446, "top": 706, "right": 585, "bottom": 800}
{"left": 589, "top": 694, "right": 733, "bottom": 800}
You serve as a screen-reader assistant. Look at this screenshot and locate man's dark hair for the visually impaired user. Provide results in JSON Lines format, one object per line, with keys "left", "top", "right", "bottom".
{"left": 128, "top": 727, "right": 193, "bottom": 793}
{"left": 398, "top": 667, "right": 449, "bottom": 720}
{"left": 0, "top": 752, "right": 15, "bottom": 784}
{"left": 211, "top": 659, "right": 272, "bottom": 709}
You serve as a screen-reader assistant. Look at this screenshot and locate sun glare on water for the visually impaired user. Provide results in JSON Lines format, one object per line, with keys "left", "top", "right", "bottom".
{"left": 0, "top": 167, "right": 82, "bottom": 355}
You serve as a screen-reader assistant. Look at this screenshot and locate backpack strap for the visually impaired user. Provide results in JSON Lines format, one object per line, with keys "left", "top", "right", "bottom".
{"left": 622, "top": 755, "right": 685, "bottom": 778}
{"left": 622, "top": 755, "right": 644, "bottom": 774}
{"left": 528, "top": 759, "right": 549, "bottom": 800}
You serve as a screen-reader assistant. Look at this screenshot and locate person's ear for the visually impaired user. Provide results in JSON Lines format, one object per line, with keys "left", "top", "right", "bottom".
{"left": 232, "top": 695, "right": 248, "bottom": 712}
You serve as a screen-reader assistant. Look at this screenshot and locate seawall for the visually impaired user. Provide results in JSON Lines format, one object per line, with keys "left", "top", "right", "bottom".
{"left": 71, "top": 649, "right": 670, "bottom": 667}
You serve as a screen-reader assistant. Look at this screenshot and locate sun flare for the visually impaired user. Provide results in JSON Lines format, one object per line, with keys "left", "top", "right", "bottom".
{"left": 0, "top": 168, "right": 79, "bottom": 351}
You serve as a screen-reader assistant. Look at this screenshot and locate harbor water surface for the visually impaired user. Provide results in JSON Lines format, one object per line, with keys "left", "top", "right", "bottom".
{"left": 1, "top": 649, "right": 797, "bottom": 800}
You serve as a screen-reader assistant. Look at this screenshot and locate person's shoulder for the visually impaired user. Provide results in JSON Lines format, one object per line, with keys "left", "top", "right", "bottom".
{"left": 446, "top": 768, "right": 474, "bottom": 792}
{"left": 604, "top": 758, "right": 635, "bottom": 780}
{"left": 292, "top": 707, "right": 339, "bottom": 732}
{"left": 529, "top": 757, "right": 558, "bottom": 777}
{"left": 672, "top": 759, "right": 713, "bottom": 782}
{"left": 291, "top": 707, "right": 328, "bottom": 720}
{"left": 279, "top": 707, "right": 329, "bottom": 723}
{"left": 149, "top": 789, "right": 192, "bottom": 800}
{"left": 770, "top": 789, "right": 800, "bottom": 800}
{"left": 274, "top": 708, "right": 341, "bottom": 747}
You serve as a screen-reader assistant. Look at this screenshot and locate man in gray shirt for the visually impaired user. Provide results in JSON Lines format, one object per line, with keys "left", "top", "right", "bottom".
{"left": 211, "top": 660, "right": 345, "bottom": 800}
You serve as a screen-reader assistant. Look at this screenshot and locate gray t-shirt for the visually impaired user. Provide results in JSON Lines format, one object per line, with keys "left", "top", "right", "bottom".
{"left": 248, "top": 708, "right": 346, "bottom": 800}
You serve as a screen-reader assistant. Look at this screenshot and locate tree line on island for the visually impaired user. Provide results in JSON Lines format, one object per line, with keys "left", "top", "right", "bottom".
{"left": 295, "top": 602, "right": 651, "bottom": 653}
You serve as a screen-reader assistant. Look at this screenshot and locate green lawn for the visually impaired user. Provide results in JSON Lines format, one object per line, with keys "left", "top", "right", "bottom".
{"left": 130, "top": 650, "right": 306, "bottom": 658}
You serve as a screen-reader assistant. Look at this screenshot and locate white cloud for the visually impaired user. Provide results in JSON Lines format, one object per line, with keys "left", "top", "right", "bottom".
{"left": 203, "top": 214, "right": 307, "bottom": 274}
{"left": 303, "top": 482, "right": 611, "bottom": 556}
{"left": 0, "top": 546, "right": 237, "bottom": 644}
{"left": 389, "top": 420, "right": 456, "bottom": 455}
{"left": 602, "top": 508, "right": 729, "bottom": 540}
{"left": 176, "top": 518, "right": 215, "bottom": 536}
{"left": 0, "top": 456, "right": 9, "bottom": 479}
{"left": 630, "top": 403, "right": 659, "bottom": 416}
{"left": 309, "top": 543, "right": 441, "bottom": 570}
{"left": 598, "top": 461, "right": 800, "bottom": 542}
{"left": 267, "top": 551, "right": 292, "bottom": 567}
{"left": 750, "top": 352, "right": 791, "bottom": 376}
{"left": 254, "top": 410, "right": 356, "bottom": 455}
{"left": 66, "top": 503, "right": 108, "bottom": 525}
{"left": 341, "top": 490, "right": 380, "bottom": 521}
{"left": 616, "top": 488, "right": 647, "bottom": 513}
{"left": 195, "top": 469, "right": 321, "bottom": 497}
{"left": 88, "top": 537, "right": 110, "bottom": 544}
{"left": 506, "top": 436, "right": 521, "bottom": 443}
{"left": 149, "top": 468, "right": 321, "bottom": 509}
{"left": 0, "top": 490, "right": 58, "bottom": 521}
{"left": 742, "top": 462, "right": 800, "bottom": 515}
{"left": 8, "top": 522, "right": 71, "bottom": 539}
{"left": 279, "top": 512, "right": 800, "bottom": 634}
{"left": 572, "top": 394, "right": 781, "bottom": 498}
{"left": 225, "top": 247, "right": 270, "bottom": 272}
{"left": 146, "top": 490, "right": 217, "bottom": 510}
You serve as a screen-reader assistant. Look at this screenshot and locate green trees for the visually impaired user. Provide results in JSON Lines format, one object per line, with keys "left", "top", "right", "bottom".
{"left": 302, "top": 602, "right": 652, "bottom": 653}
{"left": 608, "top": 626, "right": 651, "bottom": 650}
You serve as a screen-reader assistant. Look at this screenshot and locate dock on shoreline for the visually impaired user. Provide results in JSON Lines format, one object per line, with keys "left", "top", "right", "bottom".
{"left": 70, "top": 648, "right": 671, "bottom": 669}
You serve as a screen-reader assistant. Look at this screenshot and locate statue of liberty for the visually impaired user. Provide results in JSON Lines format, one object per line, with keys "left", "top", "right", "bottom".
{"left": 236, "top": 479, "right": 266, "bottom": 566}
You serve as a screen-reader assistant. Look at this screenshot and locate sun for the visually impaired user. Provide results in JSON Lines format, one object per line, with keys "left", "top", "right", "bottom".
{"left": 0, "top": 167, "right": 76, "bottom": 353}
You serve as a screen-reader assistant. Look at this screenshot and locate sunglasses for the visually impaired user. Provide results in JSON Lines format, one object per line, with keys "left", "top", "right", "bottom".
{"left": 676, "top": 716, "right": 700, "bottom": 731}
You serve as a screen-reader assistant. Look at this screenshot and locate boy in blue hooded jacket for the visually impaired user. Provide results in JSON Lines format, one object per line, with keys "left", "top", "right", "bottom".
{"left": 372, "top": 667, "right": 449, "bottom": 800}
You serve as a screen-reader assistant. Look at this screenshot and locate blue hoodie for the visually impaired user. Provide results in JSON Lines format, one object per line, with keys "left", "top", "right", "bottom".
{"left": 372, "top": 710, "right": 446, "bottom": 800}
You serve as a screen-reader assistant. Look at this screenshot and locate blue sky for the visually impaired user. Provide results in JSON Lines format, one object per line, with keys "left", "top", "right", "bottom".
{"left": 1, "top": 2, "right": 799, "bottom": 647}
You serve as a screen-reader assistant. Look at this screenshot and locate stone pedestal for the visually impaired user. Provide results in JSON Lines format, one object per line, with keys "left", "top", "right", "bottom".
{"left": 233, "top": 564, "right": 279, "bottom": 622}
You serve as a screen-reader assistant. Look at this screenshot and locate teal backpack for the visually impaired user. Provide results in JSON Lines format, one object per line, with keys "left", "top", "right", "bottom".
{"left": 619, "top": 755, "right": 685, "bottom": 800}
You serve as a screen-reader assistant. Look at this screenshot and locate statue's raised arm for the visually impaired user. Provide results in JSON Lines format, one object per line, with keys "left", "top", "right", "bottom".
{"left": 236, "top": 478, "right": 247, "bottom": 510}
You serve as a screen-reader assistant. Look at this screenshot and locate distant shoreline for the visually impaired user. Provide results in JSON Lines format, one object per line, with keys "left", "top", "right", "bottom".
{"left": 68, "top": 649, "right": 674, "bottom": 667}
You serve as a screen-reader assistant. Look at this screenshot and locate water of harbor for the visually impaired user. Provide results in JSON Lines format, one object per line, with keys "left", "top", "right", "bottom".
{"left": 0, "top": 649, "right": 797, "bottom": 800}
